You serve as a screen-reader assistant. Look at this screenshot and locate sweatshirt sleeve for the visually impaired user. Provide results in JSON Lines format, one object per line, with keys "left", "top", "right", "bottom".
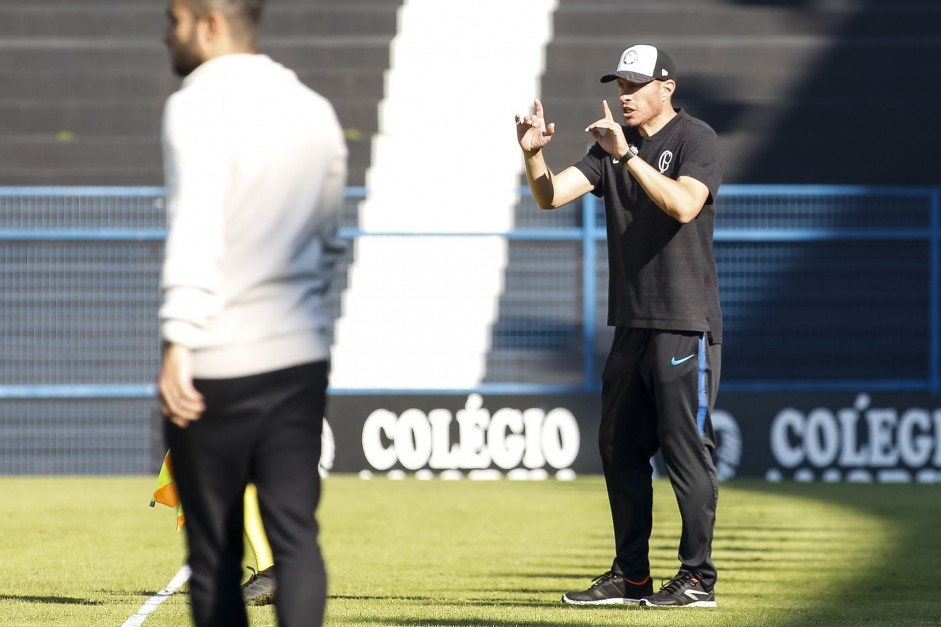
{"left": 317, "top": 146, "right": 349, "bottom": 269}
{"left": 159, "top": 93, "right": 230, "bottom": 349}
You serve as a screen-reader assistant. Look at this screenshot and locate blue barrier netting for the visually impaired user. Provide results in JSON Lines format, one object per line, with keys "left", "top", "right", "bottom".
{"left": 1, "top": 185, "right": 938, "bottom": 472}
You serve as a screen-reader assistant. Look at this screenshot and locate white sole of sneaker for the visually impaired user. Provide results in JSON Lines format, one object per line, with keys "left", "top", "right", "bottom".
{"left": 640, "top": 600, "right": 717, "bottom": 608}
{"left": 562, "top": 596, "right": 644, "bottom": 605}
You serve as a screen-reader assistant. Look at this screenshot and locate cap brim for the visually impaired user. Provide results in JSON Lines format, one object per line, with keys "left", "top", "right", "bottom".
{"left": 600, "top": 71, "right": 656, "bottom": 84}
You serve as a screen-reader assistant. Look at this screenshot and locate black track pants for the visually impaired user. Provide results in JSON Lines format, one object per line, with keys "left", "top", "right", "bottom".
{"left": 165, "top": 361, "right": 328, "bottom": 627}
{"left": 599, "top": 328, "right": 720, "bottom": 587}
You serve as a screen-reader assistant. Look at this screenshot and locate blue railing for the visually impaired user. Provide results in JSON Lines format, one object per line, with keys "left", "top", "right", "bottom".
{"left": 1, "top": 185, "right": 939, "bottom": 399}
{"left": 714, "top": 185, "right": 941, "bottom": 394}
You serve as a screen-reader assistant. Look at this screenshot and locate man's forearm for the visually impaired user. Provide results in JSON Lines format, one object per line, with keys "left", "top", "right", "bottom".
{"left": 627, "top": 158, "right": 706, "bottom": 223}
{"left": 523, "top": 149, "right": 557, "bottom": 210}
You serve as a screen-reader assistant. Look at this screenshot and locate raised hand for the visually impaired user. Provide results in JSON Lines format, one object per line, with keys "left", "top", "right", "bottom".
{"left": 516, "top": 98, "right": 556, "bottom": 155}
{"left": 585, "top": 100, "right": 628, "bottom": 160}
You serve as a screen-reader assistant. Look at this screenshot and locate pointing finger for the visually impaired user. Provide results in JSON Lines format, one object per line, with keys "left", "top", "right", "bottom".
{"left": 534, "top": 98, "right": 544, "bottom": 119}
{"left": 602, "top": 99, "right": 614, "bottom": 121}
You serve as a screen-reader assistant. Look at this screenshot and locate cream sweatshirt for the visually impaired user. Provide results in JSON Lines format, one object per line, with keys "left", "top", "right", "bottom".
{"left": 160, "top": 54, "right": 347, "bottom": 378}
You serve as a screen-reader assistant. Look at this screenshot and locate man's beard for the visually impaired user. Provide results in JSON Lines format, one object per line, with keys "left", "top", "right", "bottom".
{"left": 169, "top": 36, "right": 202, "bottom": 77}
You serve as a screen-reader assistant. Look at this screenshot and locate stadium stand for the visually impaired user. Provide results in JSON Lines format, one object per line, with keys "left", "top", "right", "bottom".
{"left": 485, "top": 0, "right": 941, "bottom": 386}
{"left": 1, "top": 0, "right": 937, "bottom": 186}
{"left": 2, "top": 1, "right": 940, "bottom": 472}
{"left": 0, "top": 0, "right": 404, "bottom": 472}
{"left": 0, "top": 0, "right": 403, "bottom": 187}
{"left": 534, "top": 0, "right": 941, "bottom": 186}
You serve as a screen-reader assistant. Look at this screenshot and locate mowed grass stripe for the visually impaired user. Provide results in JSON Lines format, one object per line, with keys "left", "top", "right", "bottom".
{"left": 321, "top": 478, "right": 935, "bottom": 627}
{"left": 0, "top": 476, "right": 936, "bottom": 626}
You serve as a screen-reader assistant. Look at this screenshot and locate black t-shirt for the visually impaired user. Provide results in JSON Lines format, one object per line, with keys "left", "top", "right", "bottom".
{"left": 573, "top": 109, "right": 724, "bottom": 343}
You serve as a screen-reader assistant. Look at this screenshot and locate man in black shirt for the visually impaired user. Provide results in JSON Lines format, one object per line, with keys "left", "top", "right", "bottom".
{"left": 515, "top": 44, "right": 722, "bottom": 609}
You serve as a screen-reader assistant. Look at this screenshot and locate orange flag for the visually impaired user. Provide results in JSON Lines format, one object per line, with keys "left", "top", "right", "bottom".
{"left": 150, "top": 450, "right": 185, "bottom": 530}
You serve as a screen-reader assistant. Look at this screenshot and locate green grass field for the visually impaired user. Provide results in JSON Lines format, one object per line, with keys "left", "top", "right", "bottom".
{"left": 0, "top": 475, "right": 937, "bottom": 627}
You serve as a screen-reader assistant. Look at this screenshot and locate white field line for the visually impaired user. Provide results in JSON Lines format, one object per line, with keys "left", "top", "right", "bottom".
{"left": 121, "top": 564, "right": 191, "bottom": 627}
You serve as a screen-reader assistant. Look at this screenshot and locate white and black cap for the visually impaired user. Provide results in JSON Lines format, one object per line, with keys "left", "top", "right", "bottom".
{"left": 600, "top": 44, "right": 676, "bottom": 84}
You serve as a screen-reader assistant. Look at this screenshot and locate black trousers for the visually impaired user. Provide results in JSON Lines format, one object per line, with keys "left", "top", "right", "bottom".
{"left": 599, "top": 328, "right": 720, "bottom": 588}
{"left": 165, "top": 361, "right": 328, "bottom": 627}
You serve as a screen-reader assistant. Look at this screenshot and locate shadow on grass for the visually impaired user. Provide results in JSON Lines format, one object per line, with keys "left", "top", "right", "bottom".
{"left": 385, "top": 622, "right": 633, "bottom": 627}
{"left": 0, "top": 594, "right": 104, "bottom": 605}
{"left": 334, "top": 613, "right": 644, "bottom": 627}
{"left": 328, "top": 479, "right": 939, "bottom": 627}
{"left": 329, "top": 594, "right": 435, "bottom": 602}
{"left": 725, "top": 480, "right": 940, "bottom": 626}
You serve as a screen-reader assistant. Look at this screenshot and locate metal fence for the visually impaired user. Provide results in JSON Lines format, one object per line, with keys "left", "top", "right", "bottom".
{"left": 1, "top": 185, "right": 939, "bottom": 473}
{"left": 491, "top": 185, "right": 941, "bottom": 394}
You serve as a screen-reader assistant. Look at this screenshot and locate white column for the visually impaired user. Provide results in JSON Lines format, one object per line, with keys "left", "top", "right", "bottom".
{"left": 331, "top": 0, "right": 558, "bottom": 389}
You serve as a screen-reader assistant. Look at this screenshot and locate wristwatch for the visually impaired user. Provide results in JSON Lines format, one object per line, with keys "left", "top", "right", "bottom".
{"left": 621, "top": 145, "right": 640, "bottom": 162}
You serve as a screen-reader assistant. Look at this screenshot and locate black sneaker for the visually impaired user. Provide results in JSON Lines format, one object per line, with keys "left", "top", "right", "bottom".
{"left": 241, "top": 566, "right": 276, "bottom": 606}
{"left": 562, "top": 571, "right": 653, "bottom": 605}
{"left": 640, "top": 571, "right": 716, "bottom": 608}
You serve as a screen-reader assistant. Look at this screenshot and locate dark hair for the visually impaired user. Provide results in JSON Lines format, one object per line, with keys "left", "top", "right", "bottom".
{"left": 185, "top": 0, "right": 265, "bottom": 29}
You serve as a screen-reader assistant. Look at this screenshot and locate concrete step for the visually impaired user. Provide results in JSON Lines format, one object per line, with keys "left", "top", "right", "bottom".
{"left": 543, "top": 69, "right": 941, "bottom": 104}
{"left": 0, "top": 0, "right": 401, "bottom": 6}
{"left": 0, "top": 136, "right": 373, "bottom": 187}
{"left": 546, "top": 37, "right": 941, "bottom": 81}
{"left": 0, "top": 70, "right": 177, "bottom": 101}
{"left": 0, "top": 6, "right": 160, "bottom": 37}
{"left": 0, "top": 36, "right": 389, "bottom": 72}
{"left": 0, "top": 67, "right": 385, "bottom": 101}
{"left": 543, "top": 99, "right": 937, "bottom": 136}
{"left": 553, "top": 2, "right": 941, "bottom": 38}
{"left": 0, "top": 98, "right": 378, "bottom": 136}
{"left": 0, "top": 5, "right": 398, "bottom": 37}
{"left": 553, "top": 0, "right": 938, "bottom": 8}
{"left": 0, "top": 36, "right": 395, "bottom": 72}
{"left": 0, "top": 100, "right": 163, "bottom": 136}
{"left": 0, "top": 136, "right": 160, "bottom": 184}
{"left": 712, "top": 134, "right": 930, "bottom": 186}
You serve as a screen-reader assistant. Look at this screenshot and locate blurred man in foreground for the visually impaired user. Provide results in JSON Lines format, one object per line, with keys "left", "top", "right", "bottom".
{"left": 158, "top": 1, "right": 347, "bottom": 624}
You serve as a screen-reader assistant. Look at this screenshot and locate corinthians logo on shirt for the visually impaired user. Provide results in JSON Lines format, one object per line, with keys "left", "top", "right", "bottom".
{"left": 658, "top": 150, "right": 674, "bottom": 174}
